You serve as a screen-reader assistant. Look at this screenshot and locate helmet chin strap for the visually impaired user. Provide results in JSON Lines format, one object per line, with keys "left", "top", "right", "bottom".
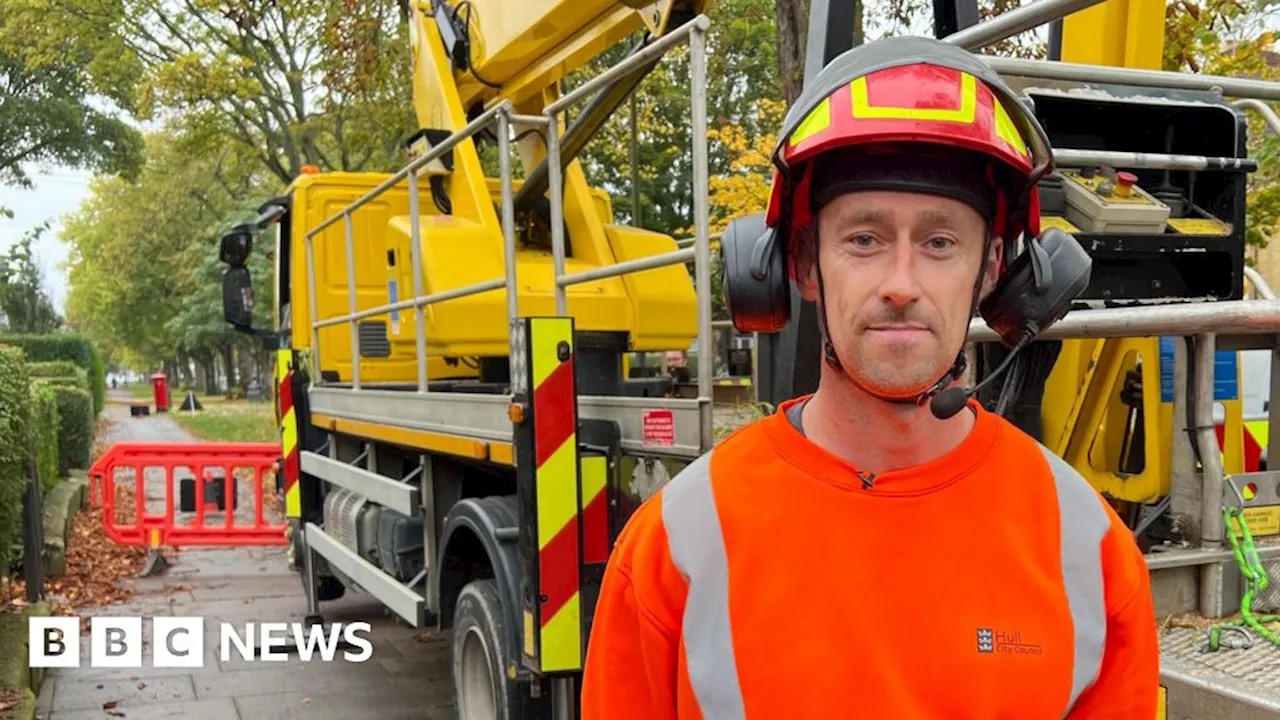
{"left": 812, "top": 232, "right": 993, "bottom": 409}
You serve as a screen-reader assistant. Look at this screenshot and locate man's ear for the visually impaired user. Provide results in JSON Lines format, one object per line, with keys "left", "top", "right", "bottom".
{"left": 793, "top": 228, "right": 821, "bottom": 302}
{"left": 978, "top": 235, "right": 1004, "bottom": 299}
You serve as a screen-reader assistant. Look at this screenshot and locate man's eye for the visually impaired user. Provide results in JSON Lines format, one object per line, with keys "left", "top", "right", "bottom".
{"left": 850, "top": 233, "right": 876, "bottom": 246}
{"left": 928, "top": 236, "right": 955, "bottom": 250}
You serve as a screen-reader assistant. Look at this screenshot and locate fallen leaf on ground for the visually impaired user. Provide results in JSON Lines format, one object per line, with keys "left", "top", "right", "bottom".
{"left": 103, "top": 700, "right": 119, "bottom": 709}
{"left": 39, "top": 506, "right": 180, "bottom": 621}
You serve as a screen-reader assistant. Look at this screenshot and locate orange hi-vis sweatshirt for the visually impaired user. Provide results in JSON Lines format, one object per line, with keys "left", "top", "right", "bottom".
{"left": 581, "top": 397, "right": 1159, "bottom": 719}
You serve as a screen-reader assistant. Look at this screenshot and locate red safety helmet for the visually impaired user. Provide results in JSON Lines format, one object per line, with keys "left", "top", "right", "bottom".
{"left": 764, "top": 36, "right": 1055, "bottom": 276}
{"left": 719, "top": 36, "right": 1073, "bottom": 409}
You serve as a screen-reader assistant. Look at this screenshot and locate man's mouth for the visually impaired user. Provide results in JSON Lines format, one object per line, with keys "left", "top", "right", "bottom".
{"left": 867, "top": 324, "right": 930, "bottom": 332}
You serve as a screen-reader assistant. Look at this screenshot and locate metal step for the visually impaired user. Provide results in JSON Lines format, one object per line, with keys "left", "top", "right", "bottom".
{"left": 305, "top": 522, "right": 425, "bottom": 627}
{"left": 1160, "top": 625, "right": 1280, "bottom": 718}
{"left": 300, "top": 451, "right": 420, "bottom": 516}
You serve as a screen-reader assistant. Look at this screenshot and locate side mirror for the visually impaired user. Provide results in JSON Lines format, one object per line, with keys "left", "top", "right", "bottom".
{"left": 220, "top": 224, "right": 254, "bottom": 267}
{"left": 223, "top": 266, "right": 254, "bottom": 328}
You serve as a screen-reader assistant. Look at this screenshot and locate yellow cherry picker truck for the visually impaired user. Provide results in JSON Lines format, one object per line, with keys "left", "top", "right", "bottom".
{"left": 211, "top": 0, "right": 1280, "bottom": 715}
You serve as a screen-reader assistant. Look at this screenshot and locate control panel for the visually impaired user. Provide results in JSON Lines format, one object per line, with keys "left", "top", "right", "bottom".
{"left": 1026, "top": 85, "right": 1249, "bottom": 304}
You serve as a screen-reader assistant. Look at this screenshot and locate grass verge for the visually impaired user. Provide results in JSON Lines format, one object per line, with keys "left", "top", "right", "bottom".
{"left": 170, "top": 400, "right": 276, "bottom": 443}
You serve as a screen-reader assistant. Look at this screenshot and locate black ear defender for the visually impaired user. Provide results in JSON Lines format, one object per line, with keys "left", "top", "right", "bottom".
{"left": 979, "top": 226, "right": 1093, "bottom": 346}
{"left": 721, "top": 212, "right": 791, "bottom": 333}
{"left": 929, "top": 226, "right": 1093, "bottom": 419}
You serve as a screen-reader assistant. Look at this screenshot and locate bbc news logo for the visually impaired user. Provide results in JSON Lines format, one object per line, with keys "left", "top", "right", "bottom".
{"left": 29, "top": 617, "right": 373, "bottom": 668}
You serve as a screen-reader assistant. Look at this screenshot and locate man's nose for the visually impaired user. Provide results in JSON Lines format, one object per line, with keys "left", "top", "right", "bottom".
{"left": 877, "top": 238, "right": 923, "bottom": 307}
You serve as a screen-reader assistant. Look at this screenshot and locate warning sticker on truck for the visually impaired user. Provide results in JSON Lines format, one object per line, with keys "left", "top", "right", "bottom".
{"left": 643, "top": 410, "right": 675, "bottom": 447}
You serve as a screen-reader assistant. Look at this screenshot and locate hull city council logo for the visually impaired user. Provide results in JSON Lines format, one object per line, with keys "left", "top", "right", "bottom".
{"left": 977, "top": 627, "right": 1043, "bottom": 656}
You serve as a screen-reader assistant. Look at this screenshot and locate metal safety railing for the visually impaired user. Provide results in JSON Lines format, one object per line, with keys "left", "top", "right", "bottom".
{"left": 969, "top": 298, "right": 1280, "bottom": 617}
{"left": 305, "top": 100, "right": 528, "bottom": 393}
{"left": 302, "top": 14, "right": 717, "bottom": 449}
{"left": 545, "top": 15, "right": 714, "bottom": 449}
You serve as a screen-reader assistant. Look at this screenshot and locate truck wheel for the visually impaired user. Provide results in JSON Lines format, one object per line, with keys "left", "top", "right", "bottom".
{"left": 453, "top": 579, "right": 518, "bottom": 720}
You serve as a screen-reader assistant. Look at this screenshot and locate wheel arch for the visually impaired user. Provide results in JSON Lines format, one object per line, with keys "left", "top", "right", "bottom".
{"left": 432, "top": 495, "right": 522, "bottom": 669}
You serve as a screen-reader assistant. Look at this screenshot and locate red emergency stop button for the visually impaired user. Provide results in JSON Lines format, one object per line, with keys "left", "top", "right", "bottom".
{"left": 1115, "top": 171, "right": 1137, "bottom": 198}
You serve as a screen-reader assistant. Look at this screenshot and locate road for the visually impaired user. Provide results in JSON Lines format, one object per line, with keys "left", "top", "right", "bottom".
{"left": 34, "top": 393, "right": 457, "bottom": 720}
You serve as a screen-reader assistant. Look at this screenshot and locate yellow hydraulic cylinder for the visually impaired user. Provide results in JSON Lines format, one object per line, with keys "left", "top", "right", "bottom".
{"left": 1059, "top": 0, "right": 1166, "bottom": 70}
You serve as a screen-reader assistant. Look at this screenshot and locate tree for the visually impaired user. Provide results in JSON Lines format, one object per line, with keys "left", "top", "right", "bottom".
{"left": 62, "top": 121, "right": 273, "bottom": 377}
{"left": 13, "top": 0, "right": 417, "bottom": 186}
{"left": 0, "top": 224, "right": 62, "bottom": 332}
{"left": 0, "top": 1, "right": 143, "bottom": 191}
{"left": 571, "top": 0, "right": 786, "bottom": 237}
{"left": 1164, "top": 0, "right": 1280, "bottom": 253}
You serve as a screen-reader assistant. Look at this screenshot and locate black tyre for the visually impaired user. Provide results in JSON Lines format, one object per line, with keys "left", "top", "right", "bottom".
{"left": 453, "top": 579, "right": 519, "bottom": 720}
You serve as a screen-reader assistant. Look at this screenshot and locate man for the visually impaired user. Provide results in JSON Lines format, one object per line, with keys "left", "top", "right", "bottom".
{"left": 580, "top": 36, "right": 1158, "bottom": 719}
{"left": 665, "top": 350, "right": 691, "bottom": 384}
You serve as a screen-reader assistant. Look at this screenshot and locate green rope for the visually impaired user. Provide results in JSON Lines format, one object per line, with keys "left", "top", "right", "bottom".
{"left": 1206, "top": 505, "right": 1280, "bottom": 651}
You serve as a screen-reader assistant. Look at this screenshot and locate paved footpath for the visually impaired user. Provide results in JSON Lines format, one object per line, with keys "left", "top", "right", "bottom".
{"left": 35, "top": 394, "right": 456, "bottom": 720}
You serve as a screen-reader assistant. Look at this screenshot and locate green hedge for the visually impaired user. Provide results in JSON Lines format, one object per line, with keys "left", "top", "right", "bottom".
{"left": 50, "top": 386, "right": 92, "bottom": 474}
{"left": 0, "top": 333, "right": 104, "bottom": 416}
{"left": 0, "top": 346, "right": 31, "bottom": 571}
{"left": 28, "top": 360, "right": 89, "bottom": 392}
{"left": 28, "top": 360, "right": 81, "bottom": 378}
{"left": 30, "top": 382, "right": 60, "bottom": 494}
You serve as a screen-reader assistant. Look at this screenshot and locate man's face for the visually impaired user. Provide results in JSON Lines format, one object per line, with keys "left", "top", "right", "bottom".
{"left": 797, "top": 189, "right": 1001, "bottom": 400}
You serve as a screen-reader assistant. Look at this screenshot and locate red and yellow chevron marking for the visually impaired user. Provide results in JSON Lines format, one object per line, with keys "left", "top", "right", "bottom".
{"left": 581, "top": 454, "right": 608, "bottom": 565}
{"left": 530, "top": 317, "right": 581, "bottom": 672}
{"left": 277, "top": 350, "right": 300, "bottom": 519}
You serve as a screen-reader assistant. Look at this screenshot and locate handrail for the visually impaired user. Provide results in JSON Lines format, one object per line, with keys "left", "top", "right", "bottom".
{"left": 314, "top": 279, "right": 508, "bottom": 329}
{"left": 1232, "top": 99, "right": 1280, "bottom": 137}
{"left": 306, "top": 102, "right": 511, "bottom": 240}
{"left": 544, "top": 13, "right": 715, "bottom": 451}
{"left": 557, "top": 248, "right": 695, "bottom": 287}
{"left": 1054, "top": 148, "right": 1256, "bottom": 173}
{"left": 986, "top": 55, "right": 1280, "bottom": 102}
{"left": 306, "top": 101, "right": 518, "bottom": 391}
{"left": 545, "top": 15, "right": 711, "bottom": 115}
{"left": 968, "top": 299, "right": 1280, "bottom": 342}
{"left": 1244, "top": 266, "right": 1277, "bottom": 300}
{"left": 943, "top": 0, "right": 1107, "bottom": 51}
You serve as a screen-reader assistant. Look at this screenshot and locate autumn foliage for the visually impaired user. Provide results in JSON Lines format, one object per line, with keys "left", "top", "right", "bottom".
{"left": 3, "top": 505, "right": 177, "bottom": 626}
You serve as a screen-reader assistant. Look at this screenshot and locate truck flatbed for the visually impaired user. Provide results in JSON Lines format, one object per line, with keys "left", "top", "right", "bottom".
{"left": 307, "top": 386, "right": 710, "bottom": 461}
{"left": 1161, "top": 625, "right": 1280, "bottom": 718}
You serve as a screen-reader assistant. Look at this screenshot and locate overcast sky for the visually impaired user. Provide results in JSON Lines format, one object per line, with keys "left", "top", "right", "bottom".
{"left": 0, "top": 167, "right": 93, "bottom": 313}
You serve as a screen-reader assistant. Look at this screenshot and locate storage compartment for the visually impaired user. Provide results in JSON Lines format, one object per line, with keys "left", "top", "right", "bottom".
{"left": 376, "top": 510, "right": 425, "bottom": 581}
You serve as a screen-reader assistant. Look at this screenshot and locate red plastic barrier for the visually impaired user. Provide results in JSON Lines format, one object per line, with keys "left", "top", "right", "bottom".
{"left": 88, "top": 442, "right": 287, "bottom": 548}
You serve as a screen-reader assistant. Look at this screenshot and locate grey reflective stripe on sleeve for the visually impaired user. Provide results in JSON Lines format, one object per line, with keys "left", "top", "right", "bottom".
{"left": 661, "top": 451, "right": 746, "bottom": 720}
{"left": 1039, "top": 445, "right": 1110, "bottom": 717}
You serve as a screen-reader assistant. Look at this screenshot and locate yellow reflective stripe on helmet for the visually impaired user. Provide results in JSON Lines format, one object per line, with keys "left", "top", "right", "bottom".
{"left": 851, "top": 72, "right": 976, "bottom": 123}
{"left": 788, "top": 97, "right": 832, "bottom": 148}
{"left": 993, "top": 99, "right": 1030, "bottom": 157}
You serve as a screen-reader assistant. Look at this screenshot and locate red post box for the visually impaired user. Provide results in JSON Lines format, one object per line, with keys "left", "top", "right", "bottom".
{"left": 151, "top": 372, "right": 170, "bottom": 412}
